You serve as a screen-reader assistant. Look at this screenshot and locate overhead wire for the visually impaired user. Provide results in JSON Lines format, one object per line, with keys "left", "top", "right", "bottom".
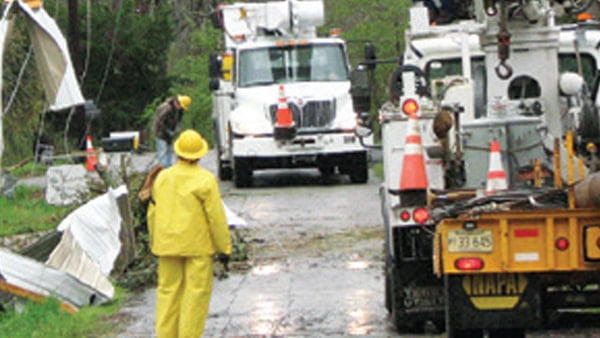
{"left": 79, "top": 0, "right": 92, "bottom": 83}
{"left": 3, "top": 46, "right": 33, "bottom": 116}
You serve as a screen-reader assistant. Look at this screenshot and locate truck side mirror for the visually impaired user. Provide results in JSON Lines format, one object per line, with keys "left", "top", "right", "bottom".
{"left": 364, "top": 42, "right": 376, "bottom": 71}
{"left": 350, "top": 65, "right": 371, "bottom": 113}
{"left": 209, "top": 53, "right": 222, "bottom": 91}
{"left": 209, "top": 53, "right": 222, "bottom": 78}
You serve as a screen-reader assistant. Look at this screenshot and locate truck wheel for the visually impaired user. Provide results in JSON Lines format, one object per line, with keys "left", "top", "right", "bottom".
{"left": 488, "top": 329, "right": 525, "bottom": 338}
{"left": 384, "top": 263, "right": 392, "bottom": 312}
{"left": 446, "top": 328, "right": 484, "bottom": 338}
{"left": 218, "top": 152, "right": 232, "bottom": 181}
{"left": 219, "top": 163, "right": 233, "bottom": 181}
{"left": 390, "top": 264, "right": 420, "bottom": 332}
{"left": 444, "top": 275, "right": 483, "bottom": 338}
{"left": 233, "top": 157, "right": 253, "bottom": 188}
{"left": 349, "top": 152, "right": 368, "bottom": 183}
{"left": 382, "top": 192, "right": 393, "bottom": 314}
{"left": 318, "top": 163, "right": 335, "bottom": 181}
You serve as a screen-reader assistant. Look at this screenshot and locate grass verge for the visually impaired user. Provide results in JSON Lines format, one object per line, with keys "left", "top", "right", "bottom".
{"left": 0, "top": 287, "right": 126, "bottom": 338}
{"left": 0, "top": 185, "right": 73, "bottom": 236}
{"left": 0, "top": 184, "right": 128, "bottom": 336}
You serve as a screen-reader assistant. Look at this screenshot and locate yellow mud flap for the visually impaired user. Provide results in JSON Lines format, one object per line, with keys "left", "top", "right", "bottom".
{"left": 462, "top": 273, "right": 527, "bottom": 310}
{"left": 446, "top": 274, "right": 542, "bottom": 331}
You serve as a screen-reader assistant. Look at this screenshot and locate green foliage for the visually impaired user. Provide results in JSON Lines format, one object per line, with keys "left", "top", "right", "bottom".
{"left": 2, "top": 18, "right": 46, "bottom": 166}
{"left": 0, "top": 290, "right": 125, "bottom": 337}
{"left": 0, "top": 185, "right": 71, "bottom": 236}
{"left": 3, "top": 0, "right": 176, "bottom": 166}
{"left": 169, "top": 24, "right": 223, "bottom": 145}
{"left": 323, "top": 0, "right": 411, "bottom": 138}
{"left": 77, "top": 1, "right": 175, "bottom": 135}
{"left": 1, "top": 0, "right": 408, "bottom": 166}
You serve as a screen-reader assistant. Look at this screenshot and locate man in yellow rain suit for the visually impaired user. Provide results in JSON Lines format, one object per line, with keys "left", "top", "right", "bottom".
{"left": 147, "top": 129, "right": 231, "bottom": 337}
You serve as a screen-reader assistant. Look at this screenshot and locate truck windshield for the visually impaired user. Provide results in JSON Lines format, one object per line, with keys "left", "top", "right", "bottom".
{"left": 238, "top": 44, "right": 348, "bottom": 87}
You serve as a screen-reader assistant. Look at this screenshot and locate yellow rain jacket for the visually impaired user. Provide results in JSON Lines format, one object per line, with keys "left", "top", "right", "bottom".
{"left": 147, "top": 161, "right": 231, "bottom": 257}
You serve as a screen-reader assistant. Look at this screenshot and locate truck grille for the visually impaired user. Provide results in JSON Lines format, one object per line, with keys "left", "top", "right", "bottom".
{"left": 270, "top": 99, "right": 336, "bottom": 129}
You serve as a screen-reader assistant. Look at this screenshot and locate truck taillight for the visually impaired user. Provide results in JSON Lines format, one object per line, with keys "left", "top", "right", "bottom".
{"left": 400, "top": 210, "right": 411, "bottom": 222}
{"left": 555, "top": 237, "right": 569, "bottom": 251}
{"left": 413, "top": 207, "right": 429, "bottom": 224}
{"left": 401, "top": 98, "right": 419, "bottom": 116}
{"left": 455, "top": 258, "right": 484, "bottom": 271}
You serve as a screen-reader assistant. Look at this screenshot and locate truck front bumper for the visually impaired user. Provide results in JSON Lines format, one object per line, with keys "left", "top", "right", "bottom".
{"left": 231, "top": 131, "right": 367, "bottom": 158}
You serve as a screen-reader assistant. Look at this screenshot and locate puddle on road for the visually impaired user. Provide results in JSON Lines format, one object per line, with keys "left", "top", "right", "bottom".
{"left": 346, "top": 260, "right": 370, "bottom": 270}
{"left": 251, "top": 263, "right": 282, "bottom": 275}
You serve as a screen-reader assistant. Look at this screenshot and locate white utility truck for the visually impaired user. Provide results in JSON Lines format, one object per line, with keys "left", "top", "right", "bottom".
{"left": 352, "top": 0, "right": 600, "bottom": 337}
{"left": 209, "top": 0, "right": 369, "bottom": 187}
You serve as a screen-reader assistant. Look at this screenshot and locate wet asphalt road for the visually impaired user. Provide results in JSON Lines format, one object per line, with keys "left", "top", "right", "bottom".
{"left": 116, "top": 151, "right": 399, "bottom": 337}
{"left": 113, "top": 152, "right": 600, "bottom": 337}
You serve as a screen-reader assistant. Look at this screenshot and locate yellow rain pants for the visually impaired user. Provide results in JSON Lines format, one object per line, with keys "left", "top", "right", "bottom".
{"left": 156, "top": 255, "right": 213, "bottom": 338}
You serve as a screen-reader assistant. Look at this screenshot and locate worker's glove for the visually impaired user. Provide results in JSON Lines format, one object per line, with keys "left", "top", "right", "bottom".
{"left": 217, "top": 254, "right": 230, "bottom": 272}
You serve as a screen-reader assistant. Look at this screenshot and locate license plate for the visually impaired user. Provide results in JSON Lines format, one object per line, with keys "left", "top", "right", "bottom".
{"left": 448, "top": 229, "right": 493, "bottom": 253}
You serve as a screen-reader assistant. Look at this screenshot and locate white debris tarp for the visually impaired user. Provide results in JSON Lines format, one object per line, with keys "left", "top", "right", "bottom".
{"left": 224, "top": 202, "right": 248, "bottom": 228}
{"left": 1, "top": 0, "right": 85, "bottom": 111}
{"left": 0, "top": 0, "right": 85, "bottom": 181}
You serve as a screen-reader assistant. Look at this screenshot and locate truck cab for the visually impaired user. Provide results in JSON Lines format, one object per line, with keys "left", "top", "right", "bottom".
{"left": 210, "top": 0, "right": 369, "bottom": 187}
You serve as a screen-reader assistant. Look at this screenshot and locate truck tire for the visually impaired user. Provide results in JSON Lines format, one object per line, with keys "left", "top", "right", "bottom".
{"left": 382, "top": 190, "right": 393, "bottom": 313}
{"left": 349, "top": 152, "right": 368, "bottom": 184}
{"left": 446, "top": 328, "right": 484, "bottom": 338}
{"left": 390, "top": 263, "right": 421, "bottom": 332}
{"left": 318, "top": 163, "right": 335, "bottom": 180}
{"left": 218, "top": 150, "right": 232, "bottom": 181}
{"left": 488, "top": 329, "right": 525, "bottom": 338}
{"left": 233, "top": 157, "right": 253, "bottom": 188}
{"left": 444, "top": 275, "right": 484, "bottom": 338}
{"left": 384, "top": 257, "right": 392, "bottom": 312}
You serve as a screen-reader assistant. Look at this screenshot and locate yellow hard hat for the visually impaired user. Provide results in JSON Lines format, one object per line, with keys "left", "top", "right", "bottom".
{"left": 177, "top": 95, "right": 192, "bottom": 111}
{"left": 174, "top": 129, "right": 208, "bottom": 160}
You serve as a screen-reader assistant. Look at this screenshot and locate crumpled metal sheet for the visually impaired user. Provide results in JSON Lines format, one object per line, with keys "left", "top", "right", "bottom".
{"left": 0, "top": 248, "right": 111, "bottom": 308}
{"left": 45, "top": 230, "right": 114, "bottom": 299}
{"left": 56, "top": 186, "right": 126, "bottom": 276}
{"left": 0, "top": 186, "right": 127, "bottom": 310}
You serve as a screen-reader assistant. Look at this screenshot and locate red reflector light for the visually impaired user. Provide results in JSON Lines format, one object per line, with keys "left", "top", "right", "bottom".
{"left": 413, "top": 207, "right": 430, "bottom": 224}
{"left": 402, "top": 98, "right": 419, "bottom": 116}
{"left": 514, "top": 228, "right": 539, "bottom": 238}
{"left": 400, "top": 210, "right": 411, "bottom": 222}
{"left": 455, "top": 258, "right": 484, "bottom": 271}
{"left": 597, "top": 237, "right": 600, "bottom": 248}
{"left": 555, "top": 237, "right": 569, "bottom": 251}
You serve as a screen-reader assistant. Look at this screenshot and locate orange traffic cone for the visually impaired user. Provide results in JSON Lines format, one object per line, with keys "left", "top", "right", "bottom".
{"left": 274, "top": 85, "right": 296, "bottom": 140}
{"left": 399, "top": 114, "right": 428, "bottom": 191}
{"left": 276, "top": 85, "right": 294, "bottom": 127}
{"left": 85, "top": 135, "right": 98, "bottom": 172}
{"left": 485, "top": 140, "right": 508, "bottom": 194}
